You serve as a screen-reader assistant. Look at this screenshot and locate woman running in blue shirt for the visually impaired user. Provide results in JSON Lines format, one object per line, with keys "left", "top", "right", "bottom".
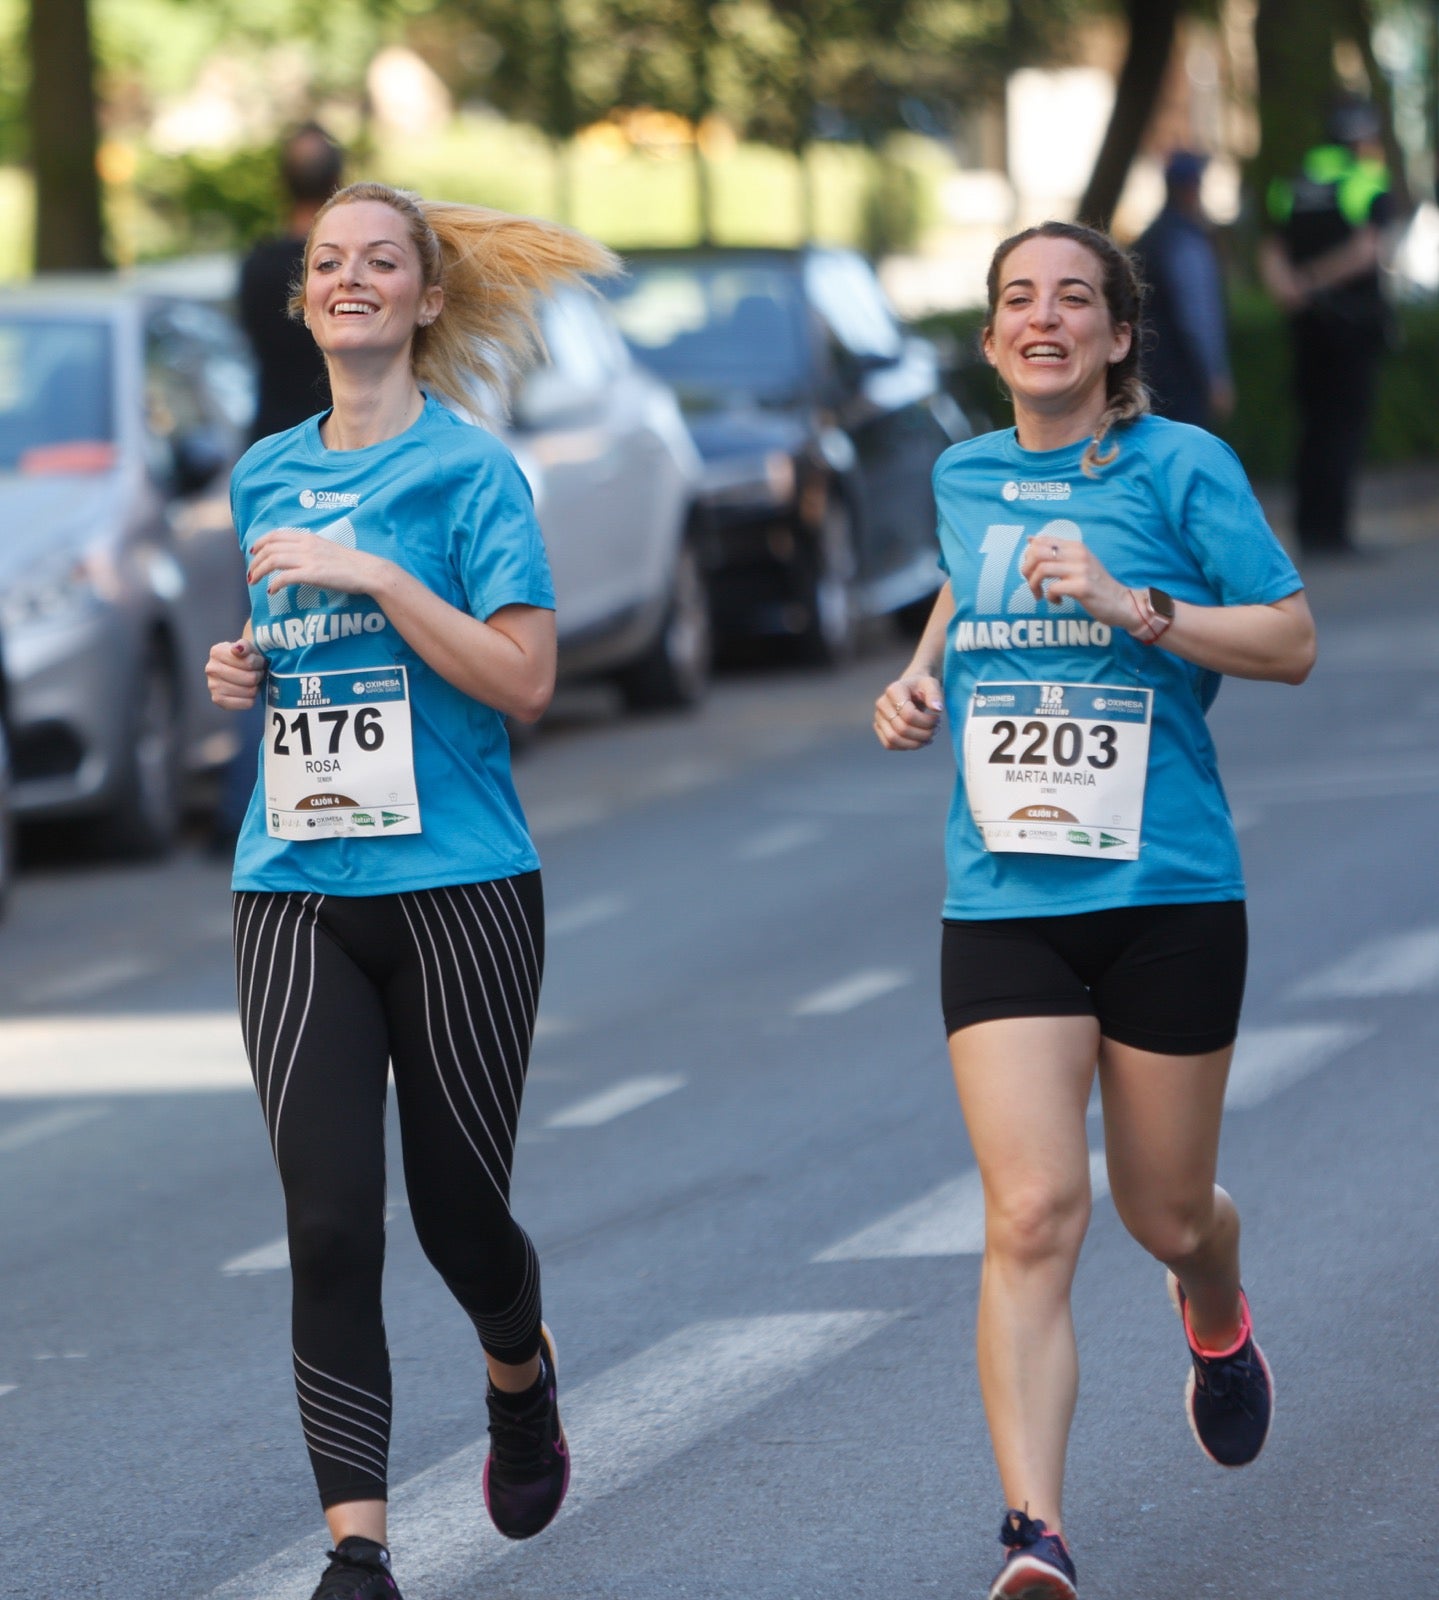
{"left": 206, "top": 183, "right": 615, "bottom": 1600}
{"left": 874, "top": 222, "right": 1315, "bottom": 1600}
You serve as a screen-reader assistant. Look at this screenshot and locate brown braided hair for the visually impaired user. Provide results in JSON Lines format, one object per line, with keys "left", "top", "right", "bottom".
{"left": 983, "top": 220, "right": 1149, "bottom": 477}
{"left": 288, "top": 182, "right": 620, "bottom": 419}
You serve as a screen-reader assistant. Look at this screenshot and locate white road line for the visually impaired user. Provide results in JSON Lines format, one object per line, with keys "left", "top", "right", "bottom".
{"left": 1286, "top": 927, "right": 1439, "bottom": 1000}
{"left": 793, "top": 968, "right": 912, "bottom": 1017}
{"left": 814, "top": 1151, "right": 1109, "bottom": 1261}
{"left": 204, "top": 1311, "right": 895, "bottom": 1600}
{"left": 733, "top": 821, "right": 823, "bottom": 862}
{"left": 223, "top": 1204, "right": 408, "bottom": 1276}
{"left": 0, "top": 1385, "right": 16, "bottom": 1399}
{"left": 0, "top": 1106, "right": 109, "bottom": 1153}
{"left": 1228, "top": 757, "right": 1439, "bottom": 804}
{"left": 547, "top": 892, "right": 630, "bottom": 938}
{"left": 525, "top": 797, "right": 611, "bottom": 837}
{"left": 1224, "top": 1022, "right": 1372, "bottom": 1111}
{"left": 0, "top": 1014, "right": 253, "bottom": 1098}
{"left": 544, "top": 1074, "right": 685, "bottom": 1129}
{"left": 221, "top": 1235, "right": 290, "bottom": 1276}
{"left": 29, "top": 957, "right": 158, "bottom": 1004}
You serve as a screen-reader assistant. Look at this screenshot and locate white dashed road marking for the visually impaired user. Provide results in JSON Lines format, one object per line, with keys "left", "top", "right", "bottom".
{"left": 1286, "top": 927, "right": 1439, "bottom": 1000}
{"left": 223, "top": 1204, "right": 408, "bottom": 1276}
{"left": 544, "top": 1074, "right": 685, "bottom": 1129}
{"left": 0, "top": 1106, "right": 109, "bottom": 1152}
{"left": 547, "top": 893, "right": 630, "bottom": 937}
{"left": 1224, "top": 1023, "right": 1372, "bottom": 1111}
{"left": 0, "top": 1015, "right": 252, "bottom": 1097}
{"left": 733, "top": 821, "right": 824, "bottom": 862}
{"left": 203, "top": 1311, "right": 896, "bottom": 1600}
{"left": 30, "top": 958, "right": 159, "bottom": 1004}
{"left": 793, "top": 969, "right": 912, "bottom": 1017}
{"left": 220, "top": 1235, "right": 291, "bottom": 1277}
{"left": 816, "top": 1152, "right": 1110, "bottom": 1261}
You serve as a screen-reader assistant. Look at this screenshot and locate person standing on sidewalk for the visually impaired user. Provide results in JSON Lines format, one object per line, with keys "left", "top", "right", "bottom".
{"left": 1261, "top": 97, "right": 1396, "bottom": 557}
{"left": 211, "top": 123, "right": 346, "bottom": 855}
{"left": 873, "top": 221, "right": 1315, "bottom": 1600}
{"left": 1131, "top": 150, "right": 1234, "bottom": 432}
{"left": 205, "top": 181, "right": 616, "bottom": 1600}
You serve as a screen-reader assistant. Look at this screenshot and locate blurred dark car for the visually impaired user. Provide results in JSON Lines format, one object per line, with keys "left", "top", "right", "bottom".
{"left": 0, "top": 630, "right": 12, "bottom": 913}
{"left": 0, "top": 279, "right": 254, "bottom": 855}
{"left": 504, "top": 288, "right": 709, "bottom": 709}
{"left": 604, "top": 246, "right": 973, "bottom": 660}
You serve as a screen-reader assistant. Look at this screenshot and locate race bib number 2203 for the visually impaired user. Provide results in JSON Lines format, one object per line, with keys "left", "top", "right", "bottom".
{"left": 962, "top": 681, "right": 1152, "bottom": 860}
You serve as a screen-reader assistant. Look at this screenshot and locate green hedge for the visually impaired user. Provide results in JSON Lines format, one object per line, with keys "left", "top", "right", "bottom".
{"left": 918, "top": 294, "right": 1439, "bottom": 482}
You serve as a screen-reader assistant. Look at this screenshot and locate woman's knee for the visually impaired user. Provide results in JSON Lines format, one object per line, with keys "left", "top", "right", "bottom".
{"left": 287, "top": 1205, "right": 384, "bottom": 1293}
{"left": 985, "top": 1181, "right": 1091, "bottom": 1270}
{"left": 1116, "top": 1192, "right": 1216, "bottom": 1265}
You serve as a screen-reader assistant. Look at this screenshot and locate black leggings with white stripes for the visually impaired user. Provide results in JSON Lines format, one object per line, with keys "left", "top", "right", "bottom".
{"left": 232, "top": 872, "right": 545, "bottom": 1510}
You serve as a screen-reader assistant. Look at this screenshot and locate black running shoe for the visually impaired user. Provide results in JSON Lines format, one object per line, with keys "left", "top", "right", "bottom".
{"left": 1168, "top": 1271, "right": 1275, "bottom": 1467}
{"left": 483, "top": 1322, "right": 570, "bottom": 1540}
{"left": 309, "top": 1536, "right": 402, "bottom": 1600}
{"left": 988, "top": 1509, "right": 1077, "bottom": 1600}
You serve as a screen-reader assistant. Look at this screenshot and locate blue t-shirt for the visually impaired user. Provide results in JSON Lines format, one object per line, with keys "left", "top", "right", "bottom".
{"left": 935, "top": 415, "right": 1301, "bottom": 920}
{"left": 230, "top": 395, "right": 555, "bottom": 895}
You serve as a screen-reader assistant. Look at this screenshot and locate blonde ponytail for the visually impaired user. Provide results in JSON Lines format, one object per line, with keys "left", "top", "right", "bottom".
{"left": 290, "top": 182, "right": 621, "bottom": 418}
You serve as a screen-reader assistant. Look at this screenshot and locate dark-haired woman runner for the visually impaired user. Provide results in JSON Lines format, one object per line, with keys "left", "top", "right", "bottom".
{"left": 874, "top": 222, "right": 1315, "bottom": 1599}
{"left": 206, "top": 183, "right": 616, "bottom": 1600}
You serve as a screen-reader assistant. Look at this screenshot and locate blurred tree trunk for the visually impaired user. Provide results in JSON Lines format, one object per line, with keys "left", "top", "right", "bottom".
{"left": 1076, "top": 0, "right": 1183, "bottom": 229}
{"left": 1251, "top": 0, "right": 1339, "bottom": 220}
{"left": 546, "top": 0, "right": 578, "bottom": 223}
{"left": 29, "top": 0, "right": 107, "bottom": 270}
{"left": 691, "top": 1, "right": 719, "bottom": 245}
{"left": 1340, "top": 0, "right": 1412, "bottom": 210}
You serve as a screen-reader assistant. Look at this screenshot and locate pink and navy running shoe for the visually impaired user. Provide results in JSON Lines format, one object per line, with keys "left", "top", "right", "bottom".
{"left": 483, "top": 1322, "right": 570, "bottom": 1540}
{"left": 1168, "top": 1271, "right": 1275, "bottom": 1467}
{"left": 988, "top": 1508, "right": 1078, "bottom": 1600}
{"left": 308, "top": 1536, "right": 402, "bottom": 1600}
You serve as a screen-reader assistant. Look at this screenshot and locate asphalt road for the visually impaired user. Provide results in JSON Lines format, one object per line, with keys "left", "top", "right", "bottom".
{"left": 2, "top": 533, "right": 1437, "bottom": 1599}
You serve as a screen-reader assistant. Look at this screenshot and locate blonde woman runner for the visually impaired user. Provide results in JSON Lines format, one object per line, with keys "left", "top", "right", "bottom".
{"left": 206, "top": 183, "right": 616, "bottom": 1600}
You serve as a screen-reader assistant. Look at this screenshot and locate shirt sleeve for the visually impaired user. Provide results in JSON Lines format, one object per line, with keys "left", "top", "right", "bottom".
{"left": 456, "top": 444, "right": 556, "bottom": 620}
{"left": 1172, "top": 434, "right": 1301, "bottom": 606}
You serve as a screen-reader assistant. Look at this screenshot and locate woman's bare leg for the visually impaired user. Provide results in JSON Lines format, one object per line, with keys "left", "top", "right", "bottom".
{"left": 949, "top": 1015, "right": 1101, "bottom": 1532}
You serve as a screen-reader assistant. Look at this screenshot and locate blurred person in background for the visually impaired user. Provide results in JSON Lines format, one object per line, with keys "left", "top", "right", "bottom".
{"left": 1131, "top": 150, "right": 1234, "bottom": 432}
{"left": 242, "top": 121, "right": 343, "bottom": 442}
{"left": 1260, "top": 97, "right": 1395, "bottom": 558}
{"left": 210, "top": 124, "right": 345, "bottom": 855}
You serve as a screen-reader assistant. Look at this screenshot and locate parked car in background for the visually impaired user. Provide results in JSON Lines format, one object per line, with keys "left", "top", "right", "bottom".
{"left": 502, "top": 287, "right": 710, "bottom": 709}
{"left": 0, "top": 278, "right": 254, "bottom": 855}
{"left": 604, "top": 246, "right": 973, "bottom": 662}
{"left": 0, "top": 630, "right": 12, "bottom": 914}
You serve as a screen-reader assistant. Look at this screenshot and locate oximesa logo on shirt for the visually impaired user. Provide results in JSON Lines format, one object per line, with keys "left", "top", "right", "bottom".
{"left": 299, "top": 488, "right": 361, "bottom": 510}
{"left": 1002, "top": 480, "right": 1071, "bottom": 502}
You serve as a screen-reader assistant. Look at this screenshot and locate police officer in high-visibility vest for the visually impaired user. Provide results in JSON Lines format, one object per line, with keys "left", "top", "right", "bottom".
{"left": 1260, "top": 98, "right": 1395, "bottom": 557}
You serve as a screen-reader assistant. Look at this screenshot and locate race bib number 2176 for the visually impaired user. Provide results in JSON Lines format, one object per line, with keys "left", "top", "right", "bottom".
{"left": 265, "top": 666, "right": 422, "bottom": 840}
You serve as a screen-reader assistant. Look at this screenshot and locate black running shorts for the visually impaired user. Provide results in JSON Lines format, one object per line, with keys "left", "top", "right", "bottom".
{"left": 940, "top": 900, "right": 1247, "bottom": 1055}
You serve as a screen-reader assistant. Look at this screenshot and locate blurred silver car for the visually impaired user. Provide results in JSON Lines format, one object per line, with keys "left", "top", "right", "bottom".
{"left": 0, "top": 279, "right": 254, "bottom": 854}
{"left": 505, "top": 288, "right": 710, "bottom": 710}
